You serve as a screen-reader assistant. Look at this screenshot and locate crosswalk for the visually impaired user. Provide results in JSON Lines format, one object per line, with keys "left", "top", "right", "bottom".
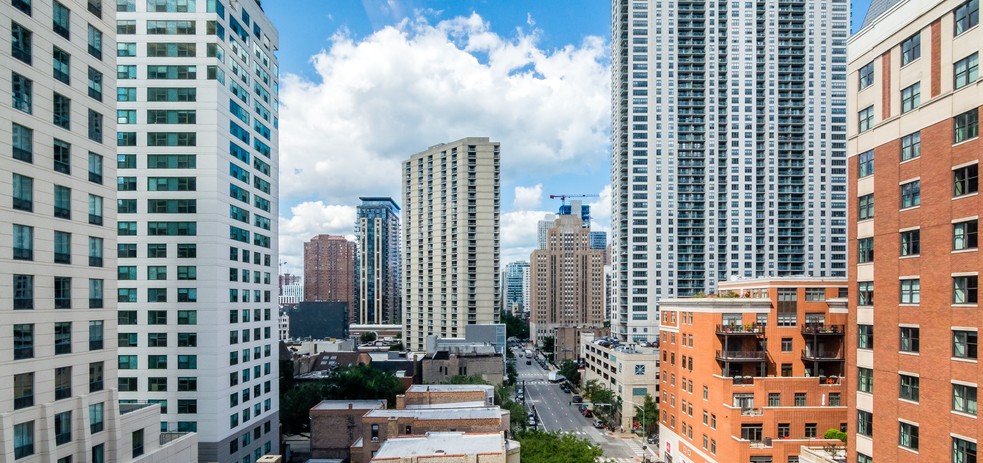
{"left": 624, "top": 439, "right": 647, "bottom": 458}
{"left": 596, "top": 458, "right": 639, "bottom": 463}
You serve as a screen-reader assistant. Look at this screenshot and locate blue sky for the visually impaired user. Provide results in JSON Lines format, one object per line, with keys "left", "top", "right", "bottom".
{"left": 265, "top": 0, "right": 873, "bottom": 273}
{"left": 266, "top": 1, "right": 614, "bottom": 271}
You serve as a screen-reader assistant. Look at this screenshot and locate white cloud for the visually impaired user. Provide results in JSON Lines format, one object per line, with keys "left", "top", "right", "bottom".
{"left": 513, "top": 183, "right": 543, "bottom": 209}
{"left": 277, "top": 201, "right": 356, "bottom": 273}
{"left": 278, "top": 12, "right": 610, "bottom": 204}
{"left": 276, "top": 12, "right": 610, "bottom": 272}
{"left": 500, "top": 209, "right": 554, "bottom": 265}
{"left": 587, "top": 184, "right": 612, "bottom": 231}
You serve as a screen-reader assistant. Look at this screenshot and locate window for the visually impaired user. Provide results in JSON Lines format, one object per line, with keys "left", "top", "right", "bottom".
{"left": 858, "top": 106, "right": 874, "bottom": 132}
{"left": 178, "top": 310, "right": 197, "bottom": 324}
{"left": 901, "top": 132, "right": 920, "bottom": 161}
{"left": 953, "top": 437, "right": 977, "bottom": 463}
{"left": 54, "top": 277, "right": 71, "bottom": 308}
{"left": 89, "top": 195, "right": 103, "bottom": 225}
{"left": 147, "top": 266, "right": 167, "bottom": 280}
{"left": 148, "top": 310, "right": 166, "bottom": 323}
{"left": 89, "top": 236, "right": 103, "bottom": 267}
{"left": 954, "top": 275, "right": 979, "bottom": 304}
{"left": 118, "top": 132, "right": 135, "bottom": 146}
{"left": 955, "top": 109, "right": 979, "bottom": 143}
{"left": 89, "top": 361, "right": 103, "bottom": 392}
{"left": 829, "top": 393, "right": 841, "bottom": 407}
{"left": 901, "top": 33, "right": 920, "bottom": 65}
{"left": 768, "top": 393, "right": 781, "bottom": 407}
{"left": 858, "top": 150, "right": 874, "bottom": 177}
{"left": 14, "top": 421, "right": 34, "bottom": 458}
{"left": 12, "top": 174, "right": 32, "bottom": 212}
{"left": 49, "top": 373, "right": 70, "bottom": 407}
{"left": 87, "top": 24, "right": 102, "bottom": 59}
{"left": 118, "top": 332, "right": 137, "bottom": 346}
{"left": 12, "top": 123, "right": 33, "bottom": 162}
{"left": 804, "top": 423, "right": 817, "bottom": 438}
{"left": 55, "top": 411, "right": 71, "bottom": 445}
{"left": 92, "top": 444, "right": 104, "bottom": 463}
{"left": 89, "top": 321, "right": 103, "bottom": 350}
{"left": 88, "top": 279, "right": 103, "bottom": 308}
{"left": 901, "top": 83, "right": 920, "bottom": 112}
{"left": 11, "top": 21, "right": 32, "bottom": 64}
{"left": 178, "top": 355, "right": 197, "bottom": 369}
{"left": 178, "top": 377, "right": 197, "bottom": 391}
{"left": 52, "top": 1, "right": 71, "bottom": 38}
{"left": 901, "top": 181, "right": 921, "bottom": 209}
{"left": 177, "top": 399, "right": 197, "bottom": 413}
{"left": 858, "top": 281, "right": 873, "bottom": 306}
{"left": 899, "top": 421, "right": 919, "bottom": 450}
{"left": 955, "top": 53, "right": 979, "bottom": 89}
{"left": 857, "top": 410, "right": 873, "bottom": 437}
{"left": 899, "top": 374, "right": 920, "bottom": 401}
{"left": 148, "top": 355, "right": 167, "bottom": 369}
{"left": 858, "top": 367, "right": 873, "bottom": 393}
{"left": 900, "top": 230, "right": 921, "bottom": 256}
{"left": 53, "top": 185, "right": 71, "bottom": 218}
{"left": 953, "top": 383, "right": 978, "bottom": 415}
{"left": 178, "top": 333, "right": 196, "bottom": 347}
{"left": 89, "top": 403, "right": 104, "bottom": 433}
{"left": 900, "top": 279, "right": 920, "bottom": 304}
{"left": 14, "top": 274, "right": 34, "bottom": 309}
{"left": 88, "top": 109, "right": 102, "bottom": 142}
{"left": 117, "top": 42, "right": 135, "bottom": 57}
{"left": 781, "top": 363, "right": 792, "bottom": 377}
{"left": 858, "top": 237, "right": 874, "bottom": 263}
{"left": 14, "top": 373, "right": 33, "bottom": 409}
{"left": 13, "top": 0, "right": 30, "bottom": 15}
{"left": 53, "top": 47, "right": 70, "bottom": 84}
{"left": 858, "top": 325, "right": 874, "bottom": 349}
{"left": 794, "top": 393, "right": 806, "bottom": 406}
{"left": 954, "top": 330, "right": 979, "bottom": 359}
{"left": 14, "top": 324, "right": 33, "bottom": 359}
{"left": 781, "top": 338, "right": 792, "bottom": 352}
{"left": 53, "top": 93, "right": 71, "bottom": 129}
{"left": 12, "top": 72, "right": 32, "bottom": 113}
{"left": 900, "top": 327, "right": 920, "bottom": 353}
{"left": 53, "top": 322, "right": 71, "bottom": 354}
{"left": 954, "top": 220, "right": 979, "bottom": 250}
{"left": 148, "top": 377, "right": 166, "bottom": 391}
{"left": 129, "top": 428, "right": 144, "bottom": 458}
{"left": 954, "top": 164, "right": 979, "bottom": 197}
{"left": 88, "top": 152, "right": 103, "bottom": 183}
{"left": 87, "top": 67, "right": 102, "bottom": 101}
{"left": 955, "top": 0, "right": 980, "bottom": 34}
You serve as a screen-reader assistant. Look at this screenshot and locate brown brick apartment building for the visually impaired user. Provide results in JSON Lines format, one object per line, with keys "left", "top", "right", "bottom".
{"left": 657, "top": 279, "right": 848, "bottom": 463}
{"left": 304, "top": 234, "right": 357, "bottom": 321}
{"left": 848, "top": 1, "right": 983, "bottom": 462}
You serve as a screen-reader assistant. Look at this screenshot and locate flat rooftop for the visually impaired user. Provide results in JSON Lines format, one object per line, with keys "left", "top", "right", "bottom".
{"left": 364, "top": 407, "right": 502, "bottom": 420}
{"left": 404, "top": 401, "right": 489, "bottom": 409}
{"left": 312, "top": 400, "right": 386, "bottom": 411}
{"left": 373, "top": 432, "right": 503, "bottom": 458}
{"left": 406, "top": 384, "right": 494, "bottom": 393}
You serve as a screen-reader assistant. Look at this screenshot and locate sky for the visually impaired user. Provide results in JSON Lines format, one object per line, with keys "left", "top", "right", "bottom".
{"left": 264, "top": 0, "right": 874, "bottom": 275}
{"left": 264, "top": 1, "right": 613, "bottom": 274}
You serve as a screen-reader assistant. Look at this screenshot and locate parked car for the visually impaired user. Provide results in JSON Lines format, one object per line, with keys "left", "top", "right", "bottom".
{"left": 527, "top": 416, "right": 537, "bottom": 426}
{"left": 560, "top": 385, "right": 570, "bottom": 393}
{"left": 581, "top": 408, "right": 593, "bottom": 417}
{"left": 572, "top": 395, "right": 583, "bottom": 404}
{"left": 646, "top": 434, "right": 659, "bottom": 445}
{"left": 593, "top": 419, "right": 605, "bottom": 429}
{"left": 526, "top": 360, "right": 531, "bottom": 365}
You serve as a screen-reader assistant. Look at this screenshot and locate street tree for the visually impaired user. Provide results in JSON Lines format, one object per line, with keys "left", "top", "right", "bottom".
{"left": 514, "top": 430, "right": 603, "bottom": 463}
{"left": 558, "top": 359, "right": 581, "bottom": 384}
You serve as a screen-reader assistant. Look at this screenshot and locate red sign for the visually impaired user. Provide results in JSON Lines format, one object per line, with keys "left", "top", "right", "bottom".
{"left": 666, "top": 442, "right": 671, "bottom": 454}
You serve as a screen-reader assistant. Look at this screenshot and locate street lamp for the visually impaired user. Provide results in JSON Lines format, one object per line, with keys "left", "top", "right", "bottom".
{"left": 633, "top": 402, "right": 647, "bottom": 438}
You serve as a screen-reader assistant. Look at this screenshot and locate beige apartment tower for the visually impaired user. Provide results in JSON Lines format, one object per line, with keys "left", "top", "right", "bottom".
{"left": 402, "top": 138, "right": 501, "bottom": 352}
{"left": 529, "top": 212, "right": 606, "bottom": 349}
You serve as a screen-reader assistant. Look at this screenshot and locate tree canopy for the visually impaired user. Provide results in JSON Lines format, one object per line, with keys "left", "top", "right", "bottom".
{"left": 279, "top": 364, "right": 406, "bottom": 435}
{"left": 558, "top": 359, "right": 581, "bottom": 384}
{"left": 514, "top": 430, "right": 603, "bottom": 463}
{"left": 501, "top": 311, "right": 529, "bottom": 340}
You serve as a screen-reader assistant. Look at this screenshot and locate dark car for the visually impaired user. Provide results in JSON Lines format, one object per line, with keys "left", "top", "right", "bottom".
{"left": 572, "top": 395, "right": 583, "bottom": 403}
{"left": 526, "top": 360, "right": 531, "bottom": 365}
{"left": 581, "top": 408, "right": 593, "bottom": 417}
{"left": 647, "top": 434, "right": 659, "bottom": 445}
{"left": 560, "top": 385, "right": 570, "bottom": 393}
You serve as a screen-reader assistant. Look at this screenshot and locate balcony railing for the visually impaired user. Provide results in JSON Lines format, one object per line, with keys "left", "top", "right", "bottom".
{"left": 802, "top": 324, "right": 845, "bottom": 335}
{"left": 716, "top": 324, "right": 766, "bottom": 335}
{"left": 741, "top": 408, "right": 764, "bottom": 416}
{"left": 731, "top": 376, "right": 755, "bottom": 386}
{"left": 818, "top": 375, "right": 843, "bottom": 386}
{"left": 801, "top": 349, "right": 844, "bottom": 361}
{"left": 160, "top": 432, "right": 192, "bottom": 445}
{"left": 716, "top": 350, "right": 768, "bottom": 361}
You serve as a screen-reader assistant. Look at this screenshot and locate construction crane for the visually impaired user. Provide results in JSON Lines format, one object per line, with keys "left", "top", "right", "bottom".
{"left": 548, "top": 194, "right": 599, "bottom": 206}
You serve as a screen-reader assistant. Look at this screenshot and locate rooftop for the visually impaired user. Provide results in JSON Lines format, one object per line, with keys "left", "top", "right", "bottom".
{"left": 404, "top": 401, "right": 489, "bottom": 409}
{"left": 364, "top": 407, "right": 502, "bottom": 420}
{"left": 372, "top": 432, "right": 504, "bottom": 458}
{"left": 312, "top": 400, "right": 387, "bottom": 411}
{"left": 406, "top": 384, "right": 494, "bottom": 394}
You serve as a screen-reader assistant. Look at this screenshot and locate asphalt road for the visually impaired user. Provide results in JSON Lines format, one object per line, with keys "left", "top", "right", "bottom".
{"left": 511, "top": 347, "right": 635, "bottom": 460}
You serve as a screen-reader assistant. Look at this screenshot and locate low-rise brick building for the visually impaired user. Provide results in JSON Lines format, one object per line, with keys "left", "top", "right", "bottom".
{"left": 398, "top": 385, "right": 495, "bottom": 409}
{"left": 309, "top": 400, "right": 387, "bottom": 460}
{"left": 421, "top": 346, "right": 503, "bottom": 386}
{"left": 370, "top": 432, "right": 520, "bottom": 463}
{"left": 351, "top": 407, "right": 510, "bottom": 463}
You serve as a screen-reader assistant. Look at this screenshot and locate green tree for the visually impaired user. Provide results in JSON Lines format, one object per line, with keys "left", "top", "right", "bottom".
{"left": 558, "top": 360, "right": 581, "bottom": 385}
{"left": 634, "top": 394, "right": 659, "bottom": 437}
{"left": 279, "top": 364, "right": 406, "bottom": 435}
{"left": 501, "top": 311, "right": 529, "bottom": 340}
{"left": 514, "top": 430, "right": 603, "bottom": 463}
{"left": 442, "top": 374, "right": 488, "bottom": 385}
{"left": 541, "top": 336, "right": 555, "bottom": 362}
{"left": 360, "top": 331, "right": 377, "bottom": 343}
{"left": 586, "top": 385, "right": 616, "bottom": 424}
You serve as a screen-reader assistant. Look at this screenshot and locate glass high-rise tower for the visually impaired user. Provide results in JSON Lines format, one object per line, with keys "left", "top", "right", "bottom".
{"left": 610, "top": 0, "right": 849, "bottom": 341}
{"left": 356, "top": 197, "right": 401, "bottom": 325}
{"left": 115, "top": 0, "right": 280, "bottom": 460}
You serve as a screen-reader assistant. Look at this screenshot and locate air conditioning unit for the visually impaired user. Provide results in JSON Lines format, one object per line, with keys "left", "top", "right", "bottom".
{"left": 763, "top": 437, "right": 773, "bottom": 446}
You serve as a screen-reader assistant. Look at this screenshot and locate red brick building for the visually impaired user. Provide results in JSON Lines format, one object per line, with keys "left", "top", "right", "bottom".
{"left": 658, "top": 279, "right": 848, "bottom": 463}
{"left": 304, "top": 234, "right": 356, "bottom": 320}
{"left": 849, "top": 1, "right": 983, "bottom": 462}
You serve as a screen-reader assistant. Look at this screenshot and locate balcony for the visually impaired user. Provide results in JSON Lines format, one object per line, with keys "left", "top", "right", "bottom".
{"left": 740, "top": 407, "right": 764, "bottom": 416}
{"left": 801, "top": 349, "right": 844, "bottom": 361}
{"left": 716, "top": 350, "right": 767, "bottom": 361}
{"left": 716, "top": 324, "right": 765, "bottom": 335}
{"left": 818, "top": 375, "right": 843, "bottom": 386}
{"left": 802, "top": 324, "right": 845, "bottom": 335}
{"left": 731, "top": 376, "right": 755, "bottom": 386}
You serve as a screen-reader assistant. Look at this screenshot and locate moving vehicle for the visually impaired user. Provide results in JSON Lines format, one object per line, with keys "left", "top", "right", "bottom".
{"left": 528, "top": 417, "right": 537, "bottom": 426}
{"left": 525, "top": 349, "right": 533, "bottom": 358}
{"left": 547, "top": 371, "right": 565, "bottom": 383}
{"left": 593, "top": 419, "right": 605, "bottom": 429}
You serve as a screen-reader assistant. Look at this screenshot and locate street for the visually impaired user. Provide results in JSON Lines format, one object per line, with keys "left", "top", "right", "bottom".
{"left": 512, "top": 347, "right": 650, "bottom": 462}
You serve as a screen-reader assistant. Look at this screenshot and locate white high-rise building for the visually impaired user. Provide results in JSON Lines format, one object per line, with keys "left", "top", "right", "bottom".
{"left": 114, "top": 0, "right": 280, "bottom": 461}
{"left": 402, "top": 137, "right": 501, "bottom": 352}
{"left": 610, "top": 0, "right": 849, "bottom": 342}
{"left": 1, "top": 1, "right": 196, "bottom": 461}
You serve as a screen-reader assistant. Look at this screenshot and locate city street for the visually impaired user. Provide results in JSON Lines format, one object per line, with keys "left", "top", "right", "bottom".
{"left": 512, "top": 347, "right": 647, "bottom": 462}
